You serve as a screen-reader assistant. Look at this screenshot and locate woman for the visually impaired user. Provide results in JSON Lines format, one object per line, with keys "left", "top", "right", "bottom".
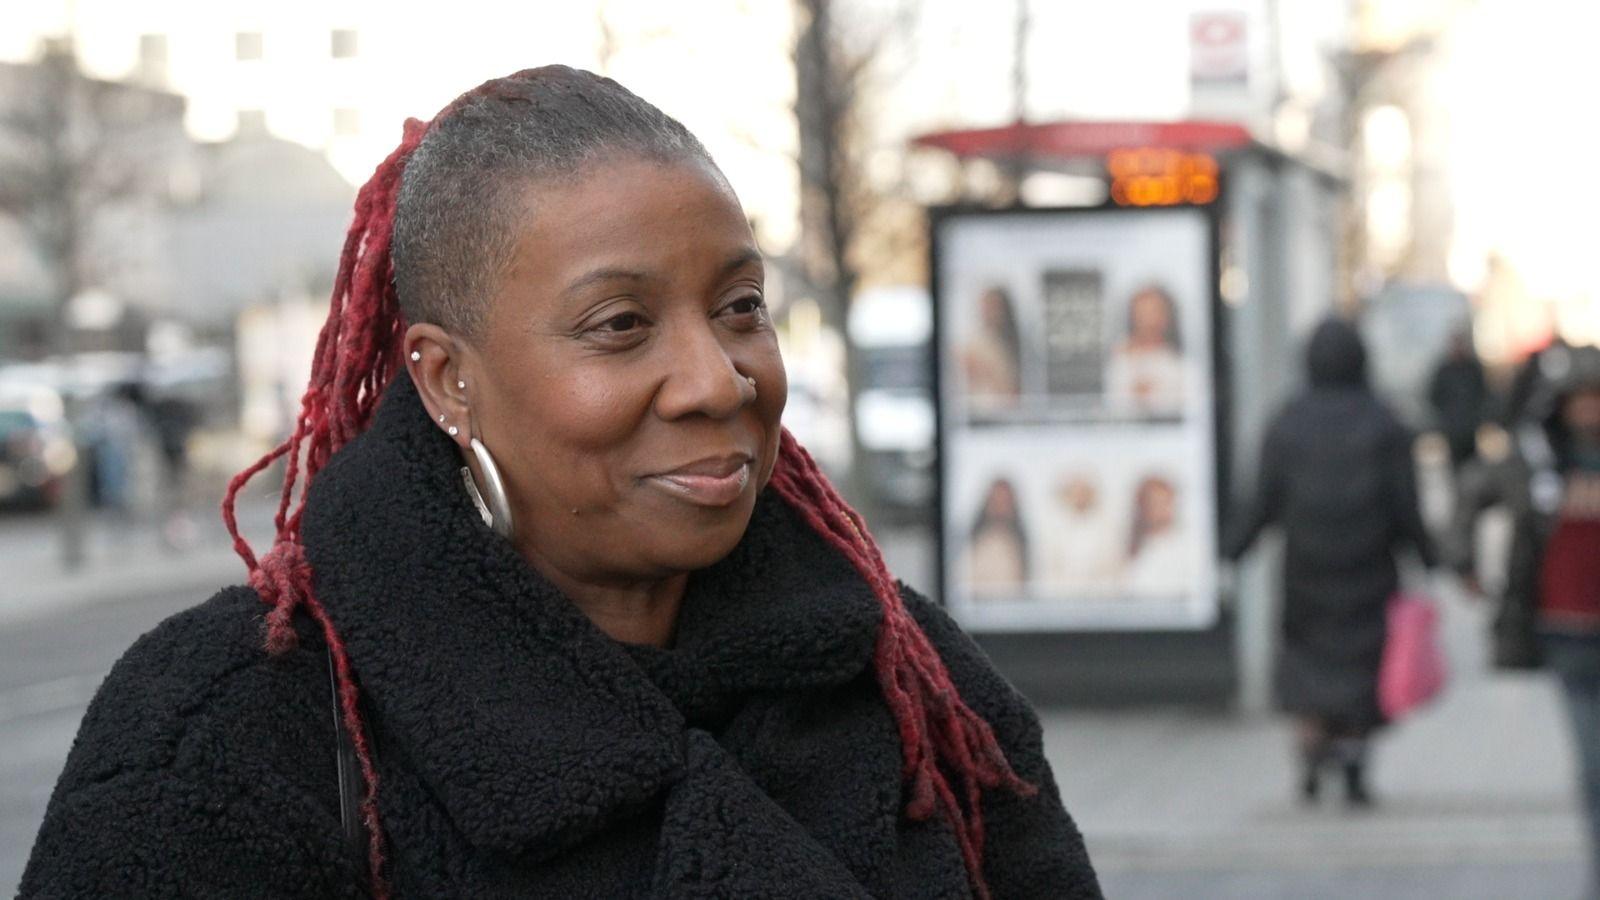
{"left": 962, "top": 285, "right": 1024, "bottom": 405}
{"left": 1104, "top": 284, "right": 1183, "bottom": 416}
{"left": 1122, "top": 475, "right": 1191, "bottom": 597}
{"left": 967, "top": 477, "right": 1030, "bottom": 594}
{"left": 1044, "top": 474, "right": 1117, "bottom": 593}
{"left": 21, "top": 68, "right": 1099, "bottom": 898}
{"left": 1224, "top": 318, "right": 1436, "bottom": 807}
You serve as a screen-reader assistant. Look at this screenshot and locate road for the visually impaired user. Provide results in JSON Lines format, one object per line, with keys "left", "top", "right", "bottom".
{"left": 1, "top": 586, "right": 201, "bottom": 892}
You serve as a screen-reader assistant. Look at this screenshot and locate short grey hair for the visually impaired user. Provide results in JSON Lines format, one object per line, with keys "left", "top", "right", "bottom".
{"left": 391, "top": 65, "right": 713, "bottom": 338}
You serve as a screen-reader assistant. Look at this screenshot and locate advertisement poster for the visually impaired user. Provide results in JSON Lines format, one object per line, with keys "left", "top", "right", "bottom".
{"left": 937, "top": 207, "right": 1219, "bottom": 631}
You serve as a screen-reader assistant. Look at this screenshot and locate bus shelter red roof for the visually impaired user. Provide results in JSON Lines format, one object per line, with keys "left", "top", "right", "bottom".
{"left": 911, "top": 120, "right": 1254, "bottom": 160}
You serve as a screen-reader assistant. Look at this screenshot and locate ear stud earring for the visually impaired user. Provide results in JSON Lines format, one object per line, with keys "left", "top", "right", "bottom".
{"left": 448, "top": 426, "right": 459, "bottom": 436}
{"left": 410, "top": 350, "right": 421, "bottom": 362}
{"left": 457, "top": 380, "right": 466, "bottom": 390}
{"left": 437, "top": 414, "right": 446, "bottom": 423}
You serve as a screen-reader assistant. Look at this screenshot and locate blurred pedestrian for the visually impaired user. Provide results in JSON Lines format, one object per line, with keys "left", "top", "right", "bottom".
{"left": 21, "top": 66, "right": 1099, "bottom": 898}
{"left": 1427, "top": 328, "right": 1489, "bottom": 471}
{"left": 1449, "top": 346, "right": 1600, "bottom": 896}
{"left": 1503, "top": 334, "right": 1572, "bottom": 428}
{"left": 84, "top": 382, "right": 148, "bottom": 513}
{"left": 146, "top": 391, "right": 199, "bottom": 548}
{"left": 1225, "top": 318, "right": 1437, "bottom": 808}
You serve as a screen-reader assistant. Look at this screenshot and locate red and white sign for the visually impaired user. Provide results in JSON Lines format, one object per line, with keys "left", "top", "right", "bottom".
{"left": 1190, "top": 11, "right": 1249, "bottom": 86}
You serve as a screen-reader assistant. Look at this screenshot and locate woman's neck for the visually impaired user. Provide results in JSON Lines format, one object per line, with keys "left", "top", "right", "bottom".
{"left": 533, "top": 558, "right": 689, "bottom": 648}
{"left": 463, "top": 451, "right": 688, "bottom": 647}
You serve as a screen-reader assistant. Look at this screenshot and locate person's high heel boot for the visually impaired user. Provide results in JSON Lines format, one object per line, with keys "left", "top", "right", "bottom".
{"left": 1333, "top": 738, "right": 1373, "bottom": 809}
{"left": 1343, "top": 761, "right": 1372, "bottom": 808}
{"left": 1298, "top": 743, "right": 1328, "bottom": 804}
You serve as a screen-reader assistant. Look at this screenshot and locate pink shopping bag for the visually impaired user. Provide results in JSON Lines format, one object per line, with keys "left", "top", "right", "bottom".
{"left": 1379, "top": 592, "right": 1448, "bottom": 720}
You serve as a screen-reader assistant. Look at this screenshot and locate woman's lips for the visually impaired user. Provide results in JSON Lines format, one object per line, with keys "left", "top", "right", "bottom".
{"left": 646, "top": 457, "right": 752, "bottom": 507}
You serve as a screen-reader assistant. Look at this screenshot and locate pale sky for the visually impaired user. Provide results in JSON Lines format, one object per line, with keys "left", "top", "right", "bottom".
{"left": 1445, "top": 0, "right": 1600, "bottom": 298}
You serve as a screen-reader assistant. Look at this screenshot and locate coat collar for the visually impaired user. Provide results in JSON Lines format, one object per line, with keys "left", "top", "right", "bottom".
{"left": 299, "top": 374, "right": 881, "bottom": 858}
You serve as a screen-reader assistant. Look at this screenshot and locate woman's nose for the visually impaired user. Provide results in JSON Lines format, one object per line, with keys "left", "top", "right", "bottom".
{"left": 652, "top": 321, "right": 748, "bottom": 421}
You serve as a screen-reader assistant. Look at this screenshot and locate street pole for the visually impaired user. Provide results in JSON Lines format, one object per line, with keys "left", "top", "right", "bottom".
{"left": 40, "top": 42, "right": 87, "bottom": 570}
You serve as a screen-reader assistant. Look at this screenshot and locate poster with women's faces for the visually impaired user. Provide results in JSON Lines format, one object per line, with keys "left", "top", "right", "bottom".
{"left": 936, "top": 208, "right": 1218, "bottom": 631}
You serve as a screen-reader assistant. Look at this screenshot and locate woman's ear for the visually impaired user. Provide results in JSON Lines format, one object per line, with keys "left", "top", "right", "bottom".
{"left": 404, "top": 322, "right": 472, "bottom": 449}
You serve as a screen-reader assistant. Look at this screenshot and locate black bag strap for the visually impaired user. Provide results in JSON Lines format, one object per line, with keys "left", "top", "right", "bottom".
{"left": 328, "top": 646, "right": 368, "bottom": 867}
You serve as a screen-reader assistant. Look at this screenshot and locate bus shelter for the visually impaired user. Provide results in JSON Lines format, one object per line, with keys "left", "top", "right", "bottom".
{"left": 915, "top": 120, "right": 1343, "bottom": 707}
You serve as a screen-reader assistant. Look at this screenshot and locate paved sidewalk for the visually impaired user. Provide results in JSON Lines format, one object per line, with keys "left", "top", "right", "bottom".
{"left": 871, "top": 519, "right": 1589, "bottom": 895}
{"left": 3, "top": 499, "right": 274, "bottom": 626}
{"left": 1043, "top": 585, "right": 1589, "bottom": 897}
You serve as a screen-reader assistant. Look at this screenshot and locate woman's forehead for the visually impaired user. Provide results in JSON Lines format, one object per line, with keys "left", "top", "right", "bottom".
{"left": 491, "top": 158, "right": 757, "bottom": 307}
{"left": 523, "top": 157, "right": 742, "bottom": 244}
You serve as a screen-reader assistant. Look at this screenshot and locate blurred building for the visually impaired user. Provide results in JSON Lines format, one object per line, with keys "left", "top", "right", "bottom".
{"left": 0, "top": 49, "right": 193, "bottom": 358}
{"left": 167, "top": 129, "right": 353, "bottom": 333}
{"left": 0, "top": 41, "right": 353, "bottom": 473}
{"left": 8, "top": 10, "right": 380, "bottom": 186}
{"left": 0, "top": 48, "right": 352, "bottom": 331}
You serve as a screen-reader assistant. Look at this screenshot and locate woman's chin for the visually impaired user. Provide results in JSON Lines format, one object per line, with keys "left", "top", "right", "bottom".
{"left": 644, "top": 503, "right": 758, "bottom": 571}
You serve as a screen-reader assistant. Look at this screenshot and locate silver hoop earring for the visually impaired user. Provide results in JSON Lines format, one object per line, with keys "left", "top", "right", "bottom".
{"left": 465, "top": 437, "right": 514, "bottom": 539}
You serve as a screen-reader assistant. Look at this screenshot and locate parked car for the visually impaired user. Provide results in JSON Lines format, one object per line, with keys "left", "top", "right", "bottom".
{"left": 0, "top": 386, "right": 76, "bottom": 509}
{"left": 851, "top": 287, "right": 936, "bottom": 521}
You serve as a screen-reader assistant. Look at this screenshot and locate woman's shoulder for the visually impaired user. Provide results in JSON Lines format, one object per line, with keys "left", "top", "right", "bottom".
{"left": 895, "top": 584, "right": 1042, "bottom": 743}
{"left": 895, "top": 583, "right": 993, "bottom": 680}
{"left": 54, "top": 584, "right": 332, "bottom": 797}
{"left": 23, "top": 587, "right": 357, "bottom": 897}
{"left": 894, "top": 585, "right": 1102, "bottom": 896}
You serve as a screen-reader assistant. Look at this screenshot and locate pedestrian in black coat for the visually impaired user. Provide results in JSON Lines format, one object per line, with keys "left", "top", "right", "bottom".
{"left": 1224, "top": 318, "right": 1437, "bottom": 807}
{"left": 1449, "top": 347, "right": 1600, "bottom": 895}
{"left": 21, "top": 66, "right": 1100, "bottom": 899}
{"left": 1427, "top": 329, "right": 1490, "bottom": 470}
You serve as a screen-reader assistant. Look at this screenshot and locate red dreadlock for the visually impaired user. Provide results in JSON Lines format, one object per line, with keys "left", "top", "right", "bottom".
{"left": 222, "top": 72, "right": 1032, "bottom": 900}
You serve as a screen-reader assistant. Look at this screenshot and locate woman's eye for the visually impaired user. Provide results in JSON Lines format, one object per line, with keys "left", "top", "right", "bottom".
{"left": 599, "top": 312, "right": 644, "bottom": 333}
{"left": 725, "top": 296, "right": 767, "bottom": 317}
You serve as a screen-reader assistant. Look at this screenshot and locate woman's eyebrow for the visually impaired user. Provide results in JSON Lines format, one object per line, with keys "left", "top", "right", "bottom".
{"left": 718, "top": 248, "right": 764, "bottom": 278}
{"left": 561, "top": 266, "right": 655, "bottom": 299}
{"left": 562, "top": 248, "right": 761, "bottom": 300}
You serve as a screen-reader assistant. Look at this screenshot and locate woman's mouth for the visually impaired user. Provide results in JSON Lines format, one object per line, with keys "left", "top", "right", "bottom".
{"left": 645, "top": 454, "right": 753, "bottom": 507}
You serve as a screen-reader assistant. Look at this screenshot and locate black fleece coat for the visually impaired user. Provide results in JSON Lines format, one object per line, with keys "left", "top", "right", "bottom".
{"left": 22, "top": 376, "right": 1100, "bottom": 899}
{"left": 1224, "top": 320, "right": 1436, "bottom": 727}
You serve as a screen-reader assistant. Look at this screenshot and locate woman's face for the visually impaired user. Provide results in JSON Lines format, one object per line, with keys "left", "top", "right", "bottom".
{"left": 1139, "top": 480, "right": 1176, "bottom": 530}
{"left": 1563, "top": 387, "right": 1600, "bottom": 445}
{"left": 981, "top": 289, "right": 1007, "bottom": 331}
{"left": 1060, "top": 477, "right": 1097, "bottom": 513}
{"left": 984, "top": 481, "right": 1017, "bottom": 520}
{"left": 432, "top": 156, "right": 786, "bottom": 586}
{"left": 1130, "top": 290, "right": 1172, "bottom": 343}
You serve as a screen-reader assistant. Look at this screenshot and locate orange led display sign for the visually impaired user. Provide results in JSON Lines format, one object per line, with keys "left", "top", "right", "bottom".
{"left": 1107, "top": 148, "right": 1220, "bottom": 207}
